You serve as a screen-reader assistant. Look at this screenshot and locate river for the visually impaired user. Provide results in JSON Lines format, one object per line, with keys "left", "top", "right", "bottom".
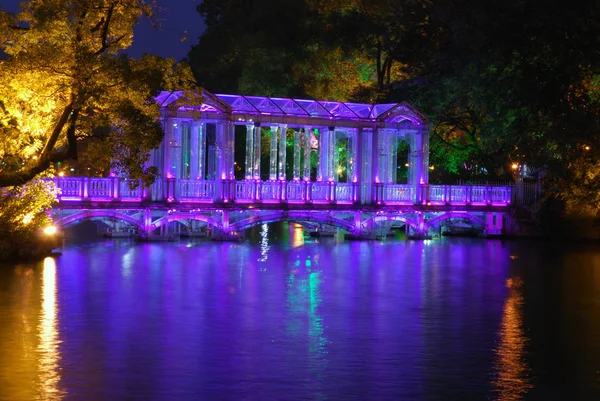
{"left": 0, "top": 223, "right": 599, "bottom": 400}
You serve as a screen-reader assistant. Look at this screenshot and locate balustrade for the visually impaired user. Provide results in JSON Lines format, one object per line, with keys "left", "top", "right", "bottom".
{"left": 53, "top": 177, "right": 511, "bottom": 207}
{"left": 286, "top": 181, "right": 306, "bottom": 203}
{"left": 384, "top": 184, "right": 414, "bottom": 204}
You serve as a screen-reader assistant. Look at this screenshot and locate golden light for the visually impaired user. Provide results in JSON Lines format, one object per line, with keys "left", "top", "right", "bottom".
{"left": 584, "top": 145, "right": 590, "bottom": 151}
{"left": 58, "top": 172, "right": 64, "bottom": 177}
{"left": 429, "top": 165, "right": 435, "bottom": 170}
{"left": 43, "top": 226, "right": 57, "bottom": 235}
{"left": 22, "top": 213, "right": 34, "bottom": 225}
{"left": 511, "top": 163, "right": 518, "bottom": 170}
{"left": 404, "top": 163, "right": 409, "bottom": 167}
{"left": 337, "top": 167, "right": 343, "bottom": 174}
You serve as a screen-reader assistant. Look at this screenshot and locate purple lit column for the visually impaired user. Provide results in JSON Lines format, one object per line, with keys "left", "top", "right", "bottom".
{"left": 245, "top": 124, "right": 254, "bottom": 179}
{"left": 318, "top": 128, "right": 326, "bottom": 181}
{"left": 391, "top": 134, "right": 398, "bottom": 184}
{"left": 163, "top": 119, "right": 174, "bottom": 179}
{"left": 253, "top": 123, "right": 261, "bottom": 180}
{"left": 328, "top": 126, "right": 336, "bottom": 181}
{"left": 269, "top": 126, "right": 278, "bottom": 180}
{"left": 293, "top": 128, "right": 301, "bottom": 180}
{"left": 370, "top": 127, "right": 380, "bottom": 204}
{"left": 408, "top": 127, "right": 429, "bottom": 204}
{"left": 216, "top": 122, "right": 227, "bottom": 181}
{"left": 197, "top": 123, "right": 206, "bottom": 180}
{"left": 353, "top": 128, "right": 363, "bottom": 204}
{"left": 190, "top": 123, "right": 199, "bottom": 180}
{"left": 278, "top": 125, "right": 287, "bottom": 180}
{"left": 171, "top": 121, "right": 181, "bottom": 179}
{"left": 303, "top": 127, "right": 312, "bottom": 181}
{"left": 215, "top": 121, "right": 228, "bottom": 201}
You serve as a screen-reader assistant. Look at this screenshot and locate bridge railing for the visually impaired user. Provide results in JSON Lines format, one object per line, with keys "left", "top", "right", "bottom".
{"left": 53, "top": 177, "right": 512, "bottom": 207}
{"left": 425, "top": 185, "right": 511, "bottom": 206}
{"left": 55, "top": 177, "right": 144, "bottom": 201}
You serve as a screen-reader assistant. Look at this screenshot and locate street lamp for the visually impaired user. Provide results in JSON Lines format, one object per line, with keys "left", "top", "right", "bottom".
{"left": 43, "top": 226, "right": 57, "bottom": 235}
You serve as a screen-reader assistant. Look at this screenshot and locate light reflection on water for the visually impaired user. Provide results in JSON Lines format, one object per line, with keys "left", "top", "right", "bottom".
{"left": 492, "top": 277, "right": 532, "bottom": 400}
{"left": 37, "top": 258, "right": 64, "bottom": 400}
{"left": 0, "top": 226, "right": 599, "bottom": 400}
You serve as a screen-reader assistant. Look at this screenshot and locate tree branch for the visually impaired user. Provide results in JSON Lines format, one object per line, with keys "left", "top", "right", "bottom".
{"left": 39, "top": 101, "right": 74, "bottom": 161}
{"left": 94, "top": 3, "right": 117, "bottom": 55}
{"left": 0, "top": 150, "right": 71, "bottom": 187}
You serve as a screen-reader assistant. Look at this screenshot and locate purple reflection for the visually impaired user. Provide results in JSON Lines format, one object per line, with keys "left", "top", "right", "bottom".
{"left": 2, "top": 236, "right": 520, "bottom": 399}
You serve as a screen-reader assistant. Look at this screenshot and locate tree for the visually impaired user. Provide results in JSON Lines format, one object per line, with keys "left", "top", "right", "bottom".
{"left": 187, "top": 0, "right": 313, "bottom": 97}
{"left": 302, "top": 0, "right": 430, "bottom": 101}
{"left": 0, "top": 0, "right": 198, "bottom": 188}
{"left": 0, "top": 178, "right": 58, "bottom": 260}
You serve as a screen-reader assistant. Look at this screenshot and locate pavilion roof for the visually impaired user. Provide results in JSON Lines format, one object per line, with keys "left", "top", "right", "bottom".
{"left": 155, "top": 89, "right": 428, "bottom": 127}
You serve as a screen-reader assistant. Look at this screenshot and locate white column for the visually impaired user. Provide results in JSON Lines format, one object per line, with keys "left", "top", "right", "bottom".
{"left": 328, "top": 127, "right": 336, "bottom": 181}
{"left": 171, "top": 121, "right": 181, "bottom": 179}
{"left": 245, "top": 124, "right": 254, "bottom": 179}
{"left": 216, "top": 122, "right": 227, "bottom": 180}
{"left": 197, "top": 123, "right": 205, "bottom": 180}
{"left": 421, "top": 127, "right": 430, "bottom": 185}
{"left": 226, "top": 121, "right": 235, "bottom": 179}
{"left": 346, "top": 130, "right": 354, "bottom": 182}
{"left": 371, "top": 127, "right": 380, "bottom": 203}
{"left": 318, "top": 128, "right": 327, "bottom": 181}
{"left": 303, "top": 127, "right": 311, "bottom": 180}
{"left": 391, "top": 134, "right": 398, "bottom": 184}
{"left": 278, "top": 124, "right": 287, "bottom": 180}
{"left": 163, "top": 119, "right": 174, "bottom": 178}
{"left": 408, "top": 130, "right": 423, "bottom": 185}
{"left": 253, "top": 123, "right": 261, "bottom": 180}
{"left": 354, "top": 128, "right": 363, "bottom": 203}
{"left": 293, "top": 128, "right": 301, "bottom": 180}
{"left": 269, "top": 126, "right": 278, "bottom": 180}
{"left": 190, "top": 123, "right": 199, "bottom": 180}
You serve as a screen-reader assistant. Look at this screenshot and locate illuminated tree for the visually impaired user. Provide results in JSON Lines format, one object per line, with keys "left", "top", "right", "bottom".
{"left": 0, "top": 178, "right": 57, "bottom": 259}
{"left": 0, "top": 0, "right": 198, "bottom": 188}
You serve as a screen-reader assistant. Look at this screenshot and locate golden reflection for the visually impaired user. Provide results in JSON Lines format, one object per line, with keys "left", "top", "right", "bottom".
{"left": 291, "top": 224, "right": 304, "bottom": 248}
{"left": 492, "top": 277, "right": 532, "bottom": 400}
{"left": 37, "top": 257, "right": 64, "bottom": 400}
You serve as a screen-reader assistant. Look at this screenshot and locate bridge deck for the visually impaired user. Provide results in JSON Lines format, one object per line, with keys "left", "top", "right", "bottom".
{"left": 53, "top": 177, "right": 512, "bottom": 210}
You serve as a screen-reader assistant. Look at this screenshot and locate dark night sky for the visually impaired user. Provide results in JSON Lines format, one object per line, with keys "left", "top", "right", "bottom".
{"left": 2, "top": 0, "right": 206, "bottom": 61}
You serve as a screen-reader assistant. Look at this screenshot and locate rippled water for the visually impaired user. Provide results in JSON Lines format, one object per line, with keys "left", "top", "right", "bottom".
{"left": 0, "top": 224, "right": 599, "bottom": 400}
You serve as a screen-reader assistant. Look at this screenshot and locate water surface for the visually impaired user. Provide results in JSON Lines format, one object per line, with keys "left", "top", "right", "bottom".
{"left": 0, "top": 225, "right": 599, "bottom": 400}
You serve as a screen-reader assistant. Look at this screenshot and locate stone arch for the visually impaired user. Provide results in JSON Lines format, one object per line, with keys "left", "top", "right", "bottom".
{"left": 426, "top": 212, "right": 486, "bottom": 231}
{"left": 55, "top": 210, "right": 142, "bottom": 230}
{"left": 231, "top": 211, "right": 354, "bottom": 233}
{"left": 361, "top": 214, "right": 420, "bottom": 232}
{"left": 150, "top": 213, "right": 222, "bottom": 232}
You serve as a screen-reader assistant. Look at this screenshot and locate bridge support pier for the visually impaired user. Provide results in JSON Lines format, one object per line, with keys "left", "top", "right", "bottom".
{"left": 406, "top": 213, "right": 432, "bottom": 239}
{"left": 484, "top": 212, "right": 504, "bottom": 237}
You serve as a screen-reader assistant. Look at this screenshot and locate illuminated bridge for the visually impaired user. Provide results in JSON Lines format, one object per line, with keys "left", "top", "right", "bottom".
{"left": 51, "top": 89, "right": 511, "bottom": 239}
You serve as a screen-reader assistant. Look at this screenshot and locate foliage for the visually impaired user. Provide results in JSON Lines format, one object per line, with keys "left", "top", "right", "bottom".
{"left": 0, "top": 178, "right": 57, "bottom": 260}
{"left": 187, "top": 0, "right": 313, "bottom": 97}
{"left": 0, "top": 0, "right": 198, "bottom": 188}
{"left": 188, "top": 0, "right": 600, "bottom": 215}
